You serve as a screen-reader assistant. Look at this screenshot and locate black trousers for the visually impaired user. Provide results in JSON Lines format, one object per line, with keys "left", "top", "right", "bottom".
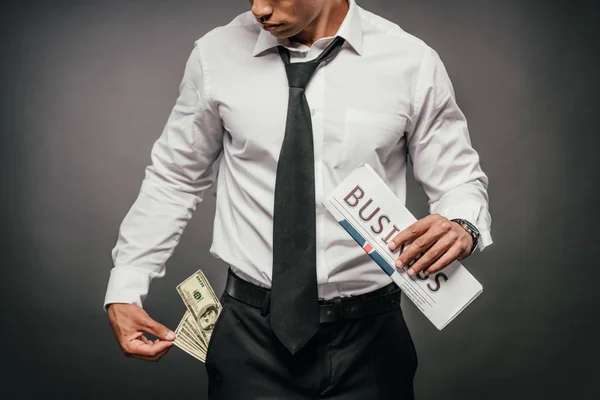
{"left": 205, "top": 285, "right": 418, "bottom": 399}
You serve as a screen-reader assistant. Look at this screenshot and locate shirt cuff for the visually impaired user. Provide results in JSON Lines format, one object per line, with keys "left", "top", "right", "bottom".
{"left": 103, "top": 267, "right": 153, "bottom": 312}
{"left": 434, "top": 202, "right": 493, "bottom": 252}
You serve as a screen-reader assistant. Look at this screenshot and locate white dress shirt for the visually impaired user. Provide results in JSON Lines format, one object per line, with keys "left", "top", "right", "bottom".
{"left": 104, "top": 0, "right": 493, "bottom": 309}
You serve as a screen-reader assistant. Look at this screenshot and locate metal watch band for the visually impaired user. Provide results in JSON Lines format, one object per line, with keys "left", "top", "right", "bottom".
{"left": 450, "top": 218, "right": 479, "bottom": 255}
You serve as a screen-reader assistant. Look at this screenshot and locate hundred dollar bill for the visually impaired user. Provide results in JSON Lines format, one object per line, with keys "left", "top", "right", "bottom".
{"left": 178, "top": 329, "right": 204, "bottom": 353}
{"left": 181, "top": 311, "right": 204, "bottom": 339}
{"left": 182, "top": 323, "right": 207, "bottom": 353}
{"left": 177, "top": 270, "right": 222, "bottom": 344}
{"left": 182, "top": 310, "right": 203, "bottom": 338}
{"left": 174, "top": 333, "right": 203, "bottom": 358}
{"left": 173, "top": 338, "right": 205, "bottom": 362}
{"left": 174, "top": 313, "right": 206, "bottom": 361}
{"left": 175, "top": 333, "right": 202, "bottom": 355}
{"left": 174, "top": 313, "right": 204, "bottom": 352}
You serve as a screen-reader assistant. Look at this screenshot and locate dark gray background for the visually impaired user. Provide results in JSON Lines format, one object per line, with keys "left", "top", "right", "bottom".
{"left": 2, "top": 0, "right": 599, "bottom": 398}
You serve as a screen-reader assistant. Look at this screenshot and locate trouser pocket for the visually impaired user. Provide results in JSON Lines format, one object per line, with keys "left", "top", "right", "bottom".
{"left": 204, "top": 293, "right": 230, "bottom": 373}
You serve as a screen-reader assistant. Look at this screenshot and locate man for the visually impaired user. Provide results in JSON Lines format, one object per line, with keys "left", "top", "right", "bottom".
{"left": 105, "top": 0, "right": 492, "bottom": 398}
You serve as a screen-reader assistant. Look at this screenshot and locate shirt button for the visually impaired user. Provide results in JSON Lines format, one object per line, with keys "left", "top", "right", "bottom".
{"left": 310, "top": 108, "right": 316, "bottom": 116}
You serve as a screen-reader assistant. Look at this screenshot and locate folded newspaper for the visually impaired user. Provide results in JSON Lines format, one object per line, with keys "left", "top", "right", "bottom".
{"left": 322, "top": 163, "right": 483, "bottom": 329}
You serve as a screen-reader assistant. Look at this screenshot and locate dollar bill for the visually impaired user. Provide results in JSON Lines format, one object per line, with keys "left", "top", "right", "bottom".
{"left": 176, "top": 270, "right": 222, "bottom": 344}
{"left": 182, "top": 311, "right": 202, "bottom": 338}
{"left": 173, "top": 312, "right": 206, "bottom": 361}
{"left": 177, "top": 329, "right": 204, "bottom": 353}
{"left": 173, "top": 338, "right": 205, "bottom": 362}
{"left": 174, "top": 270, "right": 222, "bottom": 362}
{"left": 182, "top": 323, "right": 207, "bottom": 353}
{"left": 174, "top": 313, "right": 203, "bottom": 351}
{"left": 174, "top": 333, "right": 201, "bottom": 354}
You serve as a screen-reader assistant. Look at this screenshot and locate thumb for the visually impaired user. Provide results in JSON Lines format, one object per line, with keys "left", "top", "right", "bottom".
{"left": 141, "top": 316, "right": 176, "bottom": 341}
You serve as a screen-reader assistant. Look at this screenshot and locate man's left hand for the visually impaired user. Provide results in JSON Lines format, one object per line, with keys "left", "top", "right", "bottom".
{"left": 387, "top": 214, "right": 473, "bottom": 277}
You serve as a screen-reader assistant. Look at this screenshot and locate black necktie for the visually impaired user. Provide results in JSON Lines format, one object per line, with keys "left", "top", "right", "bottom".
{"left": 271, "top": 36, "right": 346, "bottom": 354}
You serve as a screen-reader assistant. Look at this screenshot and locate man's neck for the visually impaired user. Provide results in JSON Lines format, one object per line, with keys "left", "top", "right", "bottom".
{"left": 290, "top": 0, "right": 349, "bottom": 47}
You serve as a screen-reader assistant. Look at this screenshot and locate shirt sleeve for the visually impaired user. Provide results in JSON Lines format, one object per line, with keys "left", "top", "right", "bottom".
{"left": 103, "top": 39, "right": 224, "bottom": 310}
{"left": 406, "top": 47, "right": 492, "bottom": 252}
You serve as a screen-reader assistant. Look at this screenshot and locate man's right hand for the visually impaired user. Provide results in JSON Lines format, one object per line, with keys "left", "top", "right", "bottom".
{"left": 107, "top": 303, "right": 176, "bottom": 362}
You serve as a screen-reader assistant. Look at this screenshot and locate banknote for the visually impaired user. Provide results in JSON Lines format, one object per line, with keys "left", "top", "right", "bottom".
{"left": 182, "top": 323, "right": 207, "bottom": 353}
{"left": 174, "top": 312, "right": 206, "bottom": 361}
{"left": 178, "top": 329, "right": 204, "bottom": 354}
{"left": 174, "top": 333, "right": 201, "bottom": 354}
{"left": 174, "top": 313, "right": 204, "bottom": 352}
{"left": 182, "top": 311, "right": 203, "bottom": 338}
{"left": 173, "top": 270, "right": 222, "bottom": 362}
{"left": 173, "top": 338, "right": 205, "bottom": 362}
{"left": 176, "top": 270, "right": 222, "bottom": 343}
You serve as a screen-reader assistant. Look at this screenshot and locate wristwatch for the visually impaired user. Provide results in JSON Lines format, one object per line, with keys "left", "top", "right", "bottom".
{"left": 450, "top": 218, "right": 480, "bottom": 256}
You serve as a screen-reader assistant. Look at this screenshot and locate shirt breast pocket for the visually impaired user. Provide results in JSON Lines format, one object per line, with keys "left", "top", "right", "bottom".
{"left": 339, "top": 109, "right": 406, "bottom": 171}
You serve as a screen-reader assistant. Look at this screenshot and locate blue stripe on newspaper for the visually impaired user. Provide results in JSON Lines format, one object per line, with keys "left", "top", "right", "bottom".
{"left": 338, "top": 219, "right": 395, "bottom": 277}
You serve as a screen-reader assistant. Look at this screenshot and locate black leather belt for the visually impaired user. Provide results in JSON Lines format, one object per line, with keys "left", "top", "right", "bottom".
{"left": 224, "top": 268, "right": 402, "bottom": 323}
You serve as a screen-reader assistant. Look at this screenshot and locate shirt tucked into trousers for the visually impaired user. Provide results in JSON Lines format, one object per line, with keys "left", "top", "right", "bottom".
{"left": 205, "top": 286, "right": 417, "bottom": 399}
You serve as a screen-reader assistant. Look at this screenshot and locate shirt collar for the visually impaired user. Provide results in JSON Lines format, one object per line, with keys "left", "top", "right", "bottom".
{"left": 252, "top": 0, "right": 363, "bottom": 57}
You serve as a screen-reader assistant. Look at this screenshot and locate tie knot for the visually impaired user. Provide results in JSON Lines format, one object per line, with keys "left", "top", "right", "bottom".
{"left": 278, "top": 36, "right": 346, "bottom": 90}
{"left": 284, "top": 62, "right": 319, "bottom": 89}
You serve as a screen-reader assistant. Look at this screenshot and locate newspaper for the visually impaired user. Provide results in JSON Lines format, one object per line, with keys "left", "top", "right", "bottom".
{"left": 322, "top": 163, "right": 483, "bottom": 329}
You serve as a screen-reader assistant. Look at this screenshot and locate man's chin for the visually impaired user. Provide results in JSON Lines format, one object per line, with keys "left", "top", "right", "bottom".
{"left": 267, "top": 25, "right": 299, "bottom": 39}
{"left": 268, "top": 31, "right": 288, "bottom": 39}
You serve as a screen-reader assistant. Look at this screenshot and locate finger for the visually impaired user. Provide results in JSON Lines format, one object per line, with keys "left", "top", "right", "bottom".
{"left": 120, "top": 330, "right": 145, "bottom": 345}
{"left": 140, "top": 316, "right": 176, "bottom": 341}
{"left": 151, "top": 345, "right": 172, "bottom": 361}
{"left": 118, "top": 331, "right": 141, "bottom": 354}
{"left": 406, "top": 237, "right": 454, "bottom": 277}
{"left": 131, "top": 345, "right": 172, "bottom": 362}
{"left": 423, "top": 242, "right": 463, "bottom": 275}
{"left": 125, "top": 338, "right": 174, "bottom": 357}
{"left": 395, "top": 228, "right": 446, "bottom": 272}
{"left": 155, "top": 346, "right": 173, "bottom": 359}
{"left": 139, "top": 335, "right": 152, "bottom": 345}
{"left": 145, "top": 344, "right": 172, "bottom": 361}
{"left": 387, "top": 221, "right": 425, "bottom": 251}
{"left": 387, "top": 214, "right": 440, "bottom": 251}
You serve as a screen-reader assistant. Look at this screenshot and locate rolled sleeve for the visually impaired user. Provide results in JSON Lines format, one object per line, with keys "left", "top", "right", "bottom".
{"left": 104, "top": 38, "right": 224, "bottom": 311}
{"left": 406, "top": 47, "right": 493, "bottom": 252}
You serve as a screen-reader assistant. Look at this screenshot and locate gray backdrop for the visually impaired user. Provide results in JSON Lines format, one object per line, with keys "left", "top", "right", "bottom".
{"left": 2, "top": 0, "right": 599, "bottom": 398}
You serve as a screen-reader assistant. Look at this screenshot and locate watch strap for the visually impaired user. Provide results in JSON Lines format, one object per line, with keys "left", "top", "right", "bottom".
{"left": 450, "top": 218, "right": 479, "bottom": 255}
